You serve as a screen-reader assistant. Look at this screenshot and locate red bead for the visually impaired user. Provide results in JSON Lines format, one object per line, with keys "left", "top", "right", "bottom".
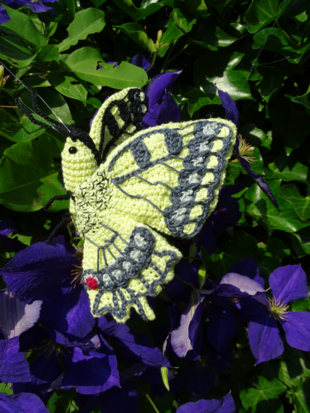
{"left": 86, "top": 277, "right": 98, "bottom": 290}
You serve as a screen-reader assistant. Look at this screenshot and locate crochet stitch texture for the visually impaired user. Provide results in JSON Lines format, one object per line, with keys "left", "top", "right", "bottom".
{"left": 60, "top": 88, "right": 237, "bottom": 322}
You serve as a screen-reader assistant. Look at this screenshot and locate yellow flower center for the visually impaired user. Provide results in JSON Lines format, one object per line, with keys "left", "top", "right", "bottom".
{"left": 268, "top": 297, "right": 289, "bottom": 322}
{"left": 238, "top": 135, "right": 255, "bottom": 163}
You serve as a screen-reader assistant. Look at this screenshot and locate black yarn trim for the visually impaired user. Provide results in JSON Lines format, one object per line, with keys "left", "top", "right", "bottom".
{"left": 99, "top": 88, "right": 145, "bottom": 160}
{"left": 44, "top": 191, "right": 72, "bottom": 211}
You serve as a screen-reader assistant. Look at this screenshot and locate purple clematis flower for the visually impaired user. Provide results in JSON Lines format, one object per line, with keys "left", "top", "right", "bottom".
{"left": 0, "top": 392, "right": 48, "bottom": 413}
{"left": 14, "top": 325, "right": 119, "bottom": 402}
{"left": 176, "top": 393, "right": 235, "bottom": 413}
{"left": 98, "top": 315, "right": 171, "bottom": 368}
{"left": 1, "top": 236, "right": 95, "bottom": 338}
{"left": 0, "top": 0, "right": 57, "bottom": 22}
{"left": 218, "top": 89, "right": 279, "bottom": 210}
{"left": 142, "top": 71, "right": 181, "bottom": 128}
{"left": 239, "top": 264, "right": 310, "bottom": 364}
{"left": 0, "top": 290, "right": 41, "bottom": 384}
{"left": 0, "top": 219, "right": 26, "bottom": 252}
{"left": 197, "top": 185, "right": 243, "bottom": 254}
{"left": 131, "top": 54, "right": 151, "bottom": 71}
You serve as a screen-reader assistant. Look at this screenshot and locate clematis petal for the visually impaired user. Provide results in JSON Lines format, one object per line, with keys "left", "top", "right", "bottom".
{"left": 197, "top": 219, "right": 216, "bottom": 255}
{"left": 100, "top": 380, "right": 139, "bottom": 413}
{"left": 171, "top": 291, "right": 204, "bottom": 359}
{"left": 177, "top": 393, "right": 235, "bottom": 413}
{"left": 186, "top": 365, "right": 215, "bottom": 397}
{"left": 282, "top": 311, "right": 310, "bottom": 352}
{"left": 207, "top": 309, "right": 238, "bottom": 351}
{"left": 61, "top": 344, "right": 119, "bottom": 394}
{"left": 144, "top": 70, "right": 181, "bottom": 108}
{"left": 13, "top": 351, "right": 62, "bottom": 403}
{"left": 206, "top": 343, "right": 233, "bottom": 373}
{"left": 220, "top": 273, "right": 265, "bottom": 296}
{"left": 0, "top": 337, "right": 30, "bottom": 382}
{"left": 98, "top": 316, "right": 170, "bottom": 368}
{"left": 165, "top": 259, "right": 199, "bottom": 303}
{"left": 0, "top": 6, "right": 11, "bottom": 24}
{"left": 228, "top": 257, "right": 264, "bottom": 287}
{"left": 0, "top": 219, "right": 15, "bottom": 236}
{"left": 132, "top": 54, "right": 151, "bottom": 71}
{"left": 142, "top": 92, "right": 180, "bottom": 128}
{"left": 27, "top": 2, "right": 56, "bottom": 13}
{"left": 39, "top": 284, "right": 95, "bottom": 338}
{"left": 269, "top": 265, "right": 308, "bottom": 304}
{"left": 0, "top": 290, "right": 41, "bottom": 339}
{"left": 218, "top": 89, "right": 239, "bottom": 127}
{"left": 248, "top": 317, "right": 284, "bottom": 364}
{"left": 0, "top": 392, "right": 48, "bottom": 413}
{"left": 1, "top": 236, "right": 79, "bottom": 304}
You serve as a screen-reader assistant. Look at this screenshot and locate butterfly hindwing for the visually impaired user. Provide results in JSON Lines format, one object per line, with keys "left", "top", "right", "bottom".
{"left": 81, "top": 213, "right": 181, "bottom": 322}
{"left": 103, "top": 119, "right": 237, "bottom": 238}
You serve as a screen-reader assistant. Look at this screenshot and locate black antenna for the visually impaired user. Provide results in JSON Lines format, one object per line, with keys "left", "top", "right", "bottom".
{"left": 15, "top": 89, "right": 102, "bottom": 166}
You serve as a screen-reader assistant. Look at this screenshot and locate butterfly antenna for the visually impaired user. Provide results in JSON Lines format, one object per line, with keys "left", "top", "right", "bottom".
{"left": 47, "top": 211, "right": 72, "bottom": 244}
{"left": 0, "top": 60, "right": 71, "bottom": 134}
{"left": 44, "top": 192, "right": 72, "bottom": 211}
{"left": 15, "top": 90, "right": 102, "bottom": 166}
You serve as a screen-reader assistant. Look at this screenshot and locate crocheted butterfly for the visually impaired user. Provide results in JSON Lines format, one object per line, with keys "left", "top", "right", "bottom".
{"left": 16, "top": 88, "right": 237, "bottom": 323}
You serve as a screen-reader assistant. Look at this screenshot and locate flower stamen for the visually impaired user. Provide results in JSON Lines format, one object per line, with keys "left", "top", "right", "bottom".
{"left": 238, "top": 135, "right": 255, "bottom": 163}
{"left": 268, "top": 296, "right": 289, "bottom": 322}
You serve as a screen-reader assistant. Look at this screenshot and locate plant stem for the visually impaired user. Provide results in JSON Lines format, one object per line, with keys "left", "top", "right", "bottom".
{"left": 146, "top": 52, "right": 157, "bottom": 73}
{"left": 175, "top": 274, "right": 196, "bottom": 290}
{"left": 145, "top": 393, "right": 160, "bottom": 413}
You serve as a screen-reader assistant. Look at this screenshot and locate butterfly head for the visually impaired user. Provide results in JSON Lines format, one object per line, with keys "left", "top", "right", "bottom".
{"left": 61, "top": 137, "right": 99, "bottom": 192}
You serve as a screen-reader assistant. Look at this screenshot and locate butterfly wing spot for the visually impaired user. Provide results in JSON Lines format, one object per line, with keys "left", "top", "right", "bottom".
{"left": 130, "top": 140, "right": 151, "bottom": 168}
{"left": 183, "top": 223, "right": 196, "bottom": 235}
{"left": 201, "top": 173, "right": 215, "bottom": 185}
{"left": 212, "top": 139, "right": 224, "bottom": 152}
{"left": 189, "top": 205, "right": 204, "bottom": 219}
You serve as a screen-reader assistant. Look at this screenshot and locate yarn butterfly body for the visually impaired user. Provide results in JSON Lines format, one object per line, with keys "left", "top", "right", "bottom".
{"left": 16, "top": 88, "right": 237, "bottom": 323}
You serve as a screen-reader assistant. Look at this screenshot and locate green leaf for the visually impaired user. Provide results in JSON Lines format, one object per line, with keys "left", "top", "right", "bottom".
{"left": 257, "top": 69, "right": 284, "bottom": 102}
{"left": 115, "top": 23, "right": 156, "bottom": 53}
{"left": 252, "top": 28, "right": 310, "bottom": 63}
{"left": 245, "top": 0, "right": 292, "bottom": 33}
{"left": 268, "top": 94, "right": 310, "bottom": 153}
{"left": 183, "top": 0, "right": 209, "bottom": 18}
{"left": 195, "top": 51, "right": 253, "bottom": 100}
{"left": 0, "top": 35, "right": 36, "bottom": 68}
{"left": 240, "top": 376, "right": 286, "bottom": 413}
{"left": 290, "top": 227, "right": 310, "bottom": 257}
{"left": 47, "top": 73, "right": 88, "bottom": 105}
{"left": 291, "top": 86, "right": 310, "bottom": 113}
{"left": 239, "top": 124, "right": 271, "bottom": 149}
{"left": 171, "top": 8, "right": 196, "bottom": 33}
{"left": 21, "top": 88, "right": 74, "bottom": 126}
{"left": 0, "top": 382, "right": 13, "bottom": 395}
{"left": 191, "top": 20, "right": 238, "bottom": 50}
{"left": 256, "top": 237, "right": 290, "bottom": 275}
{"left": 202, "top": 230, "right": 258, "bottom": 277}
{"left": 113, "top": 0, "right": 172, "bottom": 21}
{"left": 35, "top": 45, "right": 59, "bottom": 63}
{"left": 291, "top": 298, "right": 310, "bottom": 312}
{"left": 1, "top": 5, "right": 46, "bottom": 47}
{"left": 245, "top": 180, "right": 310, "bottom": 233}
{"left": 160, "top": 366, "right": 170, "bottom": 391}
{"left": 0, "top": 137, "right": 67, "bottom": 212}
{"left": 66, "top": 47, "right": 148, "bottom": 89}
{"left": 0, "top": 110, "right": 45, "bottom": 143}
{"left": 278, "top": 184, "right": 310, "bottom": 220}
{"left": 58, "top": 8, "right": 106, "bottom": 53}
{"left": 293, "top": 381, "right": 310, "bottom": 413}
{"left": 265, "top": 154, "right": 309, "bottom": 183}
{"left": 198, "top": 265, "right": 207, "bottom": 288}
